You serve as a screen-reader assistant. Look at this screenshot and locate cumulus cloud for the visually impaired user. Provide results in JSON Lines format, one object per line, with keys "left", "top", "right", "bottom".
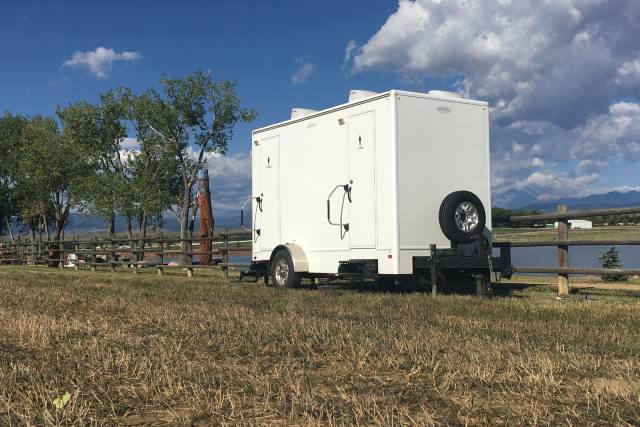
{"left": 344, "top": 40, "right": 358, "bottom": 64}
{"left": 204, "top": 152, "right": 252, "bottom": 215}
{"left": 62, "top": 47, "right": 141, "bottom": 79}
{"left": 120, "top": 137, "right": 139, "bottom": 151}
{"left": 347, "top": 0, "right": 640, "bottom": 203}
{"left": 291, "top": 59, "right": 315, "bottom": 85}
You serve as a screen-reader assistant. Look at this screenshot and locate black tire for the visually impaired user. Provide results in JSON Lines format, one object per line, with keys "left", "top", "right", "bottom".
{"left": 270, "top": 250, "right": 301, "bottom": 288}
{"left": 439, "top": 191, "right": 486, "bottom": 244}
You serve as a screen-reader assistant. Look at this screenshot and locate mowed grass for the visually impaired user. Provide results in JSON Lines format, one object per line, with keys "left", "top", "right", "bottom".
{"left": 1, "top": 267, "right": 639, "bottom": 425}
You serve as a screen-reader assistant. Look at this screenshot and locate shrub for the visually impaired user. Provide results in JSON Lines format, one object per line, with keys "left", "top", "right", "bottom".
{"left": 598, "top": 245, "right": 627, "bottom": 282}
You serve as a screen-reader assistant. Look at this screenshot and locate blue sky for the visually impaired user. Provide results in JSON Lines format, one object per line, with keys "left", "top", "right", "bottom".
{"left": 1, "top": 0, "right": 402, "bottom": 155}
{"left": 2, "top": 0, "right": 640, "bottom": 212}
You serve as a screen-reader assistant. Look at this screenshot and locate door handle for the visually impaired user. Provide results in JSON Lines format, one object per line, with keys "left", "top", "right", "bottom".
{"left": 327, "top": 184, "right": 351, "bottom": 237}
{"left": 240, "top": 195, "right": 262, "bottom": 236}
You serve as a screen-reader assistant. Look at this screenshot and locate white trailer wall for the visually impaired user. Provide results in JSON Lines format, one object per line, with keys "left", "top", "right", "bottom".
{"left": 395, "top": 92, "right": 491, "bottom": 273}
{"left": 252, "top": 94, "right": 398, "bottom": 274}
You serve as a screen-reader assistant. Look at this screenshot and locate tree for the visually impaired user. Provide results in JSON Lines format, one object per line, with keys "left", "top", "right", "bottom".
{"left": 126, "top": 131, "right": 181, "bottom": 261}
{"left": 0, "top": 182, "right": 14, "bottom": 241}
{"left": 57, "top": 90, "right": 133, "bottom": 240}
{"left": 0, "top": 112, "right": 28, "bottom": 242}
{"left": 135, "top": 70, "right": 256, "bottom": 265}
{"left": 598, "top": 245, "right": 627, "bottom": 282}
{"left": 13, "top": 116, "right": 91, "bottom": 246}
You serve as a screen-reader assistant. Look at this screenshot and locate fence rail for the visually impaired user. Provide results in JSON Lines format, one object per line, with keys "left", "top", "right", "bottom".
{"left": 0, "top": 229, "right": 253, "bottom": 278}
{"left": 498, "top": 205, "right": 640, "bottom": 294}
{"left": 2, "top": 206, "right": 640, "bottom": 293}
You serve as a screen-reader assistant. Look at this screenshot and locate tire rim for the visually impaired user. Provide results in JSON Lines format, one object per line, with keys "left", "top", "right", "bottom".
{"left": 455, "top": 202, "right": 479, "bottom": 232}
{"left": 275, "top": 258, "right": 289, "bottom": 285}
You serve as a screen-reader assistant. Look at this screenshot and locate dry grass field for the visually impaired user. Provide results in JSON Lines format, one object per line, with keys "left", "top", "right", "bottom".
{"left": 1, "top": 267, "right": 639, "bottom": 425}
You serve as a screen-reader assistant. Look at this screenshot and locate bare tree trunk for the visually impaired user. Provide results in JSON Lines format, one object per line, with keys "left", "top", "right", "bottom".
{"left": 188, "top": 196, "right": 199, "bottom": 238}
{"left": 179, "top": 190, "right": 192, "bottom": 266}
{"left": 125, "top": 214, "right": 134, "bottom": 266}
{"left": 125, "top": 215, "right": 133, "bottom": 240}
{"left": 137, "top": 211, "right": 147, "bottom": 262}
{"left": 5, "top": 218, "right": 14, "bottom": 244}
{"left": 108, "top": 213, "right": 116, "bottom": 240}
{"left": 50, "top": 222, "right": 64, "bottom": 268}
{"left": 42, "top": 213, "right": 51, "bottom": 241}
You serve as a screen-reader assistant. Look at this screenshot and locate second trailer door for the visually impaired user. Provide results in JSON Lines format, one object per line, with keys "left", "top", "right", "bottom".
{"left": 348, "top": 111, "right": 376, "bottom": 248}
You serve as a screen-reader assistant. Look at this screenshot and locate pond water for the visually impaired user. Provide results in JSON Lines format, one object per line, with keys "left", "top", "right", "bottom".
{"left": 226, "top": 249, "right": 640, "bottom": 271}
{"left": 495, "top": 245, "right": 640, "bottom": 270}
{"left": 157, "top": 249, "right": 640, "bottom": 272}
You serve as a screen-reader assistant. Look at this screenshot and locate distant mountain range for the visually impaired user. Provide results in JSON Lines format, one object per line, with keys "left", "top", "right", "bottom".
{"left": 10, "top": 190, "right": 640, "bottom": 234}
{"left": 62, "top": 211, "right": 241, "bottom": 234}
{"left": 497, "top": 190, "right": 640, "bottom": 212}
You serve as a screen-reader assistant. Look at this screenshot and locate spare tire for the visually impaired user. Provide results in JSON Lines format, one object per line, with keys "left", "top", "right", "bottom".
{"left": 439, "top": 191, "right": 486, "bottom": 243}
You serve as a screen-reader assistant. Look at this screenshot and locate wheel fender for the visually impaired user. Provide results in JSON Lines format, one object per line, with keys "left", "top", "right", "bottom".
{"left": 269, "top": 243, "right": 309, "bottom": 272}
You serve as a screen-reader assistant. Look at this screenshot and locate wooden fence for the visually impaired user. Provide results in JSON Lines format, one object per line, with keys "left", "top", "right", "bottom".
{"left": 0, "top": 229, "right": 252, "bottom": 278}
{"left": 494, "top": 205, "right": 640, "bottom": 295}
{"left": 2, "top": 206, "right": 640, "bottom": 293}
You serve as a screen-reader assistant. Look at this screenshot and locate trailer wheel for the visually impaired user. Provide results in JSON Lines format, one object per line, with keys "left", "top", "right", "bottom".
{"left": 439, "top": 191, "right": 486, "bottom": 244}
{"left": 270, "top": 250, "right": 301, "bottom": 288}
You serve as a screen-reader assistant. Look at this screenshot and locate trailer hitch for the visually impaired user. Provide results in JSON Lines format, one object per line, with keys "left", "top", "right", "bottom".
{"left": 327, "top": 182, "right": 352, "bottom": 238}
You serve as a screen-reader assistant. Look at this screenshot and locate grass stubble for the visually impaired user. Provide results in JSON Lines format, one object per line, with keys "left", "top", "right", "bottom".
{"left": 0, "top": 267, "right": 639, "bottom": 425}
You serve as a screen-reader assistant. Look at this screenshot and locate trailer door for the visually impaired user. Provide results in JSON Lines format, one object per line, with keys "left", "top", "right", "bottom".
{"left": 348, "top": 111, "right": 376, "bottom": 248}
{"left": 256, "top": 136, "right": 280, "bottom": 252}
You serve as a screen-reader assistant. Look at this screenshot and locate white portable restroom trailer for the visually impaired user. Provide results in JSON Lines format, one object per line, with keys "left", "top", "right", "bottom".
{"left": 241, "top": 89, "right": 512, "bottom": 292}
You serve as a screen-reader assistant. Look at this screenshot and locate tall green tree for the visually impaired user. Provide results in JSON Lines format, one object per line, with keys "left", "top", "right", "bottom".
{"left": 0, "top": 112, "right": 28, "bottom": 242}
{"left": 13, "top": 116, "right": 91, "bottom": 243}
{"left": 135, "top": 70, "right": 256, "bottom": 264}
{"left": 57, "top": 90, "right": 133, "bottom": 240}
{"left": 126, "top": 132, "right": 180, "bottom": 260}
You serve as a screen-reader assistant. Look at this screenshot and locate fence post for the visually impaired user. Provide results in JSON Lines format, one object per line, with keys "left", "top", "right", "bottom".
{"left": 17, "top": 235, "right": 22, "bottom": 265}
{"left": 58, "top": 236, "right": 64, "bottom": 269}
{"left": 74, "top": 234, "right": 79, "bottom": 271}
{"left": 110, "top": 236, "right": 116, "bottom": 273}
{"left": 158, "top": 232, "right": 164, "bottom": 276}
{"left": 131, "top": 239, "right": 138, "bottom": 274}
{"left": 37, "top": 236, "right": 42, "bottom": 266}
{"left": 91, "top": 235, "right": 98, "bottom": 272}
{"left": 430, "top": 244, "right": 437, "bottom": 296}
{"left": 30, "top": 237, "right": 35, "bottom": 266}
{"left": 557, "top": 205, "right": 569, "bottom": 295}
{"left": 223, "top": 227, "right": 229, "bottom": 279}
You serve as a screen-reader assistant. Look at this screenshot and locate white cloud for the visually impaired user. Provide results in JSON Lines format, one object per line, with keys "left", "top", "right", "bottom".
{"left": 291, "top": 60, "right": 315, "bottom": 85}
{"left": 344, "top": 40, "right": 358, "bottom": 64}
{"left": 204, "top": 152, "right": 252, "bottom": 215}
{"left": 120, "top": 137, "right": 139, "bottom": 151}
{"left": 348, "top": 0, "right": 640, "bottom": 199}
{"left": 617, "top": 58, "right": 640, "bottom": 84}
{"left": 62, "top": 46, "right": 141, "bottom": 79}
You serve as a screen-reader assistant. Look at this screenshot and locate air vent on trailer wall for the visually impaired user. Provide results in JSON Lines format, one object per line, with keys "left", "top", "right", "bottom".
{"left": 427, "top": 90, "right": 463, "bottom": 99}
{"left": 290, "top": 108, "right": 318, "bottom": 120}
{"left": 348, "top": 90, "right": 378, "bottom": 102}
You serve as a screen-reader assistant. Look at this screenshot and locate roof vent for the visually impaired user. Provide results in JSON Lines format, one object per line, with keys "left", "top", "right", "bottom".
{"left": 290, "top": 108, "right": 318, "bottom": 120}
{"left": 349, "top": 90, "right": 378, "bottom": 103}
{"left": 427, "top": 90, "right": 462, "bottom": 99}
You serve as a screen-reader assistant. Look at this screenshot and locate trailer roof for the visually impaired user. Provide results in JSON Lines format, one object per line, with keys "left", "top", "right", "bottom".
{"left": 252, "top": 89, "right": 488, "bottom": 134}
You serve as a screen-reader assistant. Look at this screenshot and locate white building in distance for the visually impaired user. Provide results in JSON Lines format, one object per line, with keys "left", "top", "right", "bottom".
{"left": 554, "top": 219, "right": 593, "bottom": 229}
